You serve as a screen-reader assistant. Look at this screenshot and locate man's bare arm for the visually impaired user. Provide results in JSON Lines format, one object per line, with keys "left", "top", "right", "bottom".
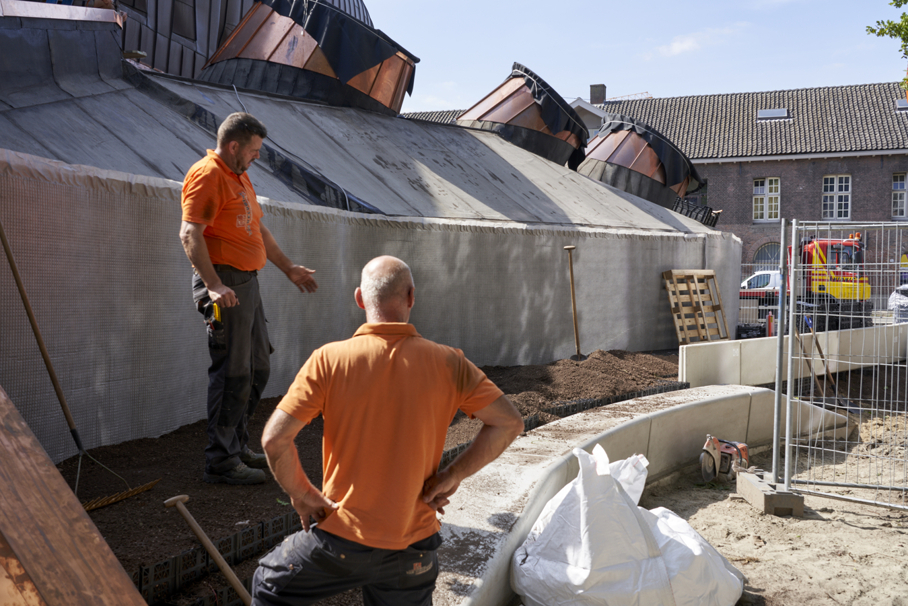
{"left": 260, "top": 225, "right": 318, "bottom": 294}
{"left": 261, "top": 409, "right": 337, "bottom": 531}
{"left": 421, "top": 394, "right": 523, "bottom": 514}
{"left": 179, "top": 220, "right": 238, "bottom": 307}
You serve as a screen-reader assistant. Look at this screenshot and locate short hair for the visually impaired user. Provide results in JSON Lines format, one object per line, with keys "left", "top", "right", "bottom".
{"left": 217, "top": 113, "right": 267, "bottom": 147}
{"left": 360, "top": 258, "right": 413, "bottom": 307}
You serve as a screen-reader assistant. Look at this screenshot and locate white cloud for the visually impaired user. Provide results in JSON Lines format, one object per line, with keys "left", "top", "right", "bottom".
{"left": 652, "top": 24, "right": 749, "bottom": 59}
{"left": 658, "top": 35, "right": 700, "bottom": 57}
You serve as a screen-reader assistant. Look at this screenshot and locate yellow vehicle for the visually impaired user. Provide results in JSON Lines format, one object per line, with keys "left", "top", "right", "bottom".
{"left": 788, "top": 233, "right": 872, "bottom": 331}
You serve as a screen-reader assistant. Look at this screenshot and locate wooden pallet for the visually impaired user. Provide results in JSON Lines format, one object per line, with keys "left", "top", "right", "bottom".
{"left": 662, "top": 270, "right": 729, "bottom": 345}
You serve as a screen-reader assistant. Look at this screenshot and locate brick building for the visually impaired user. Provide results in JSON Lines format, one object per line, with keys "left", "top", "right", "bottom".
{"left": 570, "top": 83, "right": 908, "bottom": 266}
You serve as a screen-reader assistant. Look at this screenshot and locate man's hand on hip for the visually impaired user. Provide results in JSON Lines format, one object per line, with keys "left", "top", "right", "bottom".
{"left": 208, "top": 283, "right": 239, "bottom": 307}
{"left": 421, "top": 469, "right": 461, "bottom": 515}
{"left": 292, "top": 486, "right": 338, "bottom": 532}
{"left": 286, "top": 265, "right": 318, "bottom": 293}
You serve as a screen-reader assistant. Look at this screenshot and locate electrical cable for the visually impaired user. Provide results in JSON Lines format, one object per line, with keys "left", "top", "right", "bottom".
{"left": 232, "top": 84, "right": 248, "bottom": 113}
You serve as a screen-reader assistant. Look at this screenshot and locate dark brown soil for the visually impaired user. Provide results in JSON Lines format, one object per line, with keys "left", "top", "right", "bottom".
{"left": 55, "top": 349, "right": 679, "bottom": 603}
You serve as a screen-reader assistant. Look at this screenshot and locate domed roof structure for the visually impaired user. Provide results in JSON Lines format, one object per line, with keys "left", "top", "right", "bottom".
{"left": 292, "top": 0, "right": 374, "bottom": 27}
{"left": 457, "top": 63, "right": 588, "bottom": 168}
{"left": 578, "top": 113, "right": 703, "bottom": 209}
{"left": 199, "top": 0, "right": 418, "bottom": 115}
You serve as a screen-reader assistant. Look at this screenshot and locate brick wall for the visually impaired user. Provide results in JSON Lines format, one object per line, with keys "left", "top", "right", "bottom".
{"left": 697, "top": 154, "right": 908, "bottom": 262}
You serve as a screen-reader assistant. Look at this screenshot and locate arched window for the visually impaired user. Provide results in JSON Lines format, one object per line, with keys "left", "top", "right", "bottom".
{"left": 753, "top": 242, "right": 780, "bottom": 272}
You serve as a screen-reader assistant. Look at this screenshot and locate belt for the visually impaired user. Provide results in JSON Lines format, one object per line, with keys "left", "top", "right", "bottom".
{"left": 213, "top": 264, "right": 257, "bottom": 275}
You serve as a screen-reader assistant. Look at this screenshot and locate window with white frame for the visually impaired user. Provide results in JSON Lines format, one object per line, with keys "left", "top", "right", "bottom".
{"left": 822, "top": 175, "right": 851, "bottom": 219}
{"left": 753, "top": 178, "right": 780, "bottom": 221}
{"left": 893, "top": 174, "right": 906, "bottom": 218}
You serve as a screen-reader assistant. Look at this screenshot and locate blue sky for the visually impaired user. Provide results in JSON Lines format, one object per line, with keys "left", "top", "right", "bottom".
{"left": 362, "top": 0, "right": 908, "bottom": 113}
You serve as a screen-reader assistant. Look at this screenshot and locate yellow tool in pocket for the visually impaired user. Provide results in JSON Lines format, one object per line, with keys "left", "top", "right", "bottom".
{"left": 212, "top": 303, "right": 222, "bottom": 323}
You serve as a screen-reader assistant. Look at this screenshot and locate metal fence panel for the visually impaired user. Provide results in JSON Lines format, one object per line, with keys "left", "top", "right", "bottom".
{"left": 782, "top": 221, "right": 908, "bottom": 511}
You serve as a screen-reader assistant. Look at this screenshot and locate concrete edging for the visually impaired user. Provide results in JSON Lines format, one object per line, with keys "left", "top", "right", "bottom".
{"left": 679, "top": 325, "right": 908, "bottom": 388}
{"left": 441, "top": 385, "right": 848, "bottom": 606}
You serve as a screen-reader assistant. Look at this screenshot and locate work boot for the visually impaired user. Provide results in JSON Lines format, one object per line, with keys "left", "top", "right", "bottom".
{"left": 240, "top": 447, "right": 269, "bottom": 469}
{"left": 203, "top": 462, "right": 266, "bottom": 485}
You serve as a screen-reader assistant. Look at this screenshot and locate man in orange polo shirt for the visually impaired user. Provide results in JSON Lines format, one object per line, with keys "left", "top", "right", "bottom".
{"left": 180, "top": 113, "right": 318, "bottom": 485}
{"left": 251, "top": 256, "right": 523, "bottom": 606}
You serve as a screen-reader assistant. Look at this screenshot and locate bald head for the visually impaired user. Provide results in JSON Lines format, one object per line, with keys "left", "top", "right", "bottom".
{"left": 355, "top": 256, "right": 415, "bottom": 323}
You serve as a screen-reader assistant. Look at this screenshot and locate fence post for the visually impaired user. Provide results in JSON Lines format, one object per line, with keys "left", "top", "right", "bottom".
{"left": 772, "top": 218, "right": 787, "bottom": 484}
{"left": 784, "top": 219, "right": 799, "bottom": 492}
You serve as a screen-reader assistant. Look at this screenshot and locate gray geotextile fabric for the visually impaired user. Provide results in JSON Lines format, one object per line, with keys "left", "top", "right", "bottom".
{"left": 0, "top": 149, "right": 741, "bottom": 463}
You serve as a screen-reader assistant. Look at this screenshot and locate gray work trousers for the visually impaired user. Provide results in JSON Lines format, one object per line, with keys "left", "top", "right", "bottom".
{"left": 192, "top": 266, "right": 270, "bottom": 474}
{"left": 251, "top": 527, "right": 441, "bottom": 606}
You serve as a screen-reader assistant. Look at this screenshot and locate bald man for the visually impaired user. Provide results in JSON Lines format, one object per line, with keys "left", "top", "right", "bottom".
{"left": 251, "top": 256, "right": 523, "bottom": 606}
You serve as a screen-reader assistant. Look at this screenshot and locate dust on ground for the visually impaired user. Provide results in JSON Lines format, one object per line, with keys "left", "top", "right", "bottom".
{"left": 642, "top": 447, "right": 908, "bottom": 606}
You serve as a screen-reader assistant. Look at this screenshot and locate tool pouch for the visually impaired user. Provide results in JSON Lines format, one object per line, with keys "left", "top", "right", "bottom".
{"left": 194, "top": 299, "right": 226, "bottom": 350}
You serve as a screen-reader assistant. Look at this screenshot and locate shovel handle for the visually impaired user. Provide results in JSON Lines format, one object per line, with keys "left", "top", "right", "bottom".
{"left": 0, "top": 217, "right": 82, "bottom": 449}
{"left": 565, "top": 246, "right": 581, "bottom": 359}
{"left": 166, "top": 495, "right": 252, "bottom": 606}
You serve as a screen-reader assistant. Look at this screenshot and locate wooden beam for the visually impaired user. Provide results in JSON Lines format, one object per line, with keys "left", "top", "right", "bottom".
{"left": 0, "top": 386, "right": 145, "bottom": 606}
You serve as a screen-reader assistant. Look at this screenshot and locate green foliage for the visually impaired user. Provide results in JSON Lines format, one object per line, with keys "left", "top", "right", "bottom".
{"left": 867, "top": 0, "right": 908, "bottom": 89}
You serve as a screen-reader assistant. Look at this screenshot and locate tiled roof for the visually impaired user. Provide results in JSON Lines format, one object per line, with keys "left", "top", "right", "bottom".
{"left": 402, "top": 110, "right": 463, "bottom": 124}
{"left": 597, "top": 82, "right": 908, "bottom": 160}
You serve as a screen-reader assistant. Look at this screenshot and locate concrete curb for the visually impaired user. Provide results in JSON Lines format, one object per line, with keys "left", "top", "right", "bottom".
{"left": 435, "top": 385, "right": 848, "bottom": 606}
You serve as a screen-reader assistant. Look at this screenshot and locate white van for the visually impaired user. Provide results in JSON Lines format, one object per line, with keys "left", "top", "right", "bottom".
{"left": 740, "top": 270, "right": 782, "bottom": 297}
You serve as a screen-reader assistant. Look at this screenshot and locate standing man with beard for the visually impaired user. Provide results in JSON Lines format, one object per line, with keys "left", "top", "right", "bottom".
{"left": 180, "top": 112, "right": 319, "bottom": 485}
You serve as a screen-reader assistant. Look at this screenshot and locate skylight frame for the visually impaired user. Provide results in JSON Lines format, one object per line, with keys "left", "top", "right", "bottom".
{"left": 757, "top": 108, "right": 791, "bottom": 121}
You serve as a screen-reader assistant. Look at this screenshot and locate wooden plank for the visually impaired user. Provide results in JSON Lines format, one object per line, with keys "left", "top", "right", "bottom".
{"left": 0, "top": 532, "right": 46, "bottom": 606}
{"left": 0, "top": 386, "right": 145, "bottom": 606}
{"left": 708, "top": 273, "right": 730, "bottom": 339}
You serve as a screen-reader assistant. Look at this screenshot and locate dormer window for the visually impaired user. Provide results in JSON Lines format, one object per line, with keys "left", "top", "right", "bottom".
{"left": 897, "top": 99, "right": 908, "bottom": 111}
{"left": 757, "top": 108, "right": 790, "bottom": 120}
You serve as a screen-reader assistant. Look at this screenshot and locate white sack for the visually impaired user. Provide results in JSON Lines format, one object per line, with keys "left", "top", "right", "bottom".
{"left": 511, "top": 445, "right": 744, "bottom": 606}
{"left": 889, "top": 286, "right": 908, "bottom": 323}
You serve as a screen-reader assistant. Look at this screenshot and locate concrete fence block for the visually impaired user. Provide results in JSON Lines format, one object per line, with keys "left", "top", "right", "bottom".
{"left": 681, "top": 341, "right": 742, "bottom": 388}
{"left": 739, "top": 338, "right": 782, "bottom": 385}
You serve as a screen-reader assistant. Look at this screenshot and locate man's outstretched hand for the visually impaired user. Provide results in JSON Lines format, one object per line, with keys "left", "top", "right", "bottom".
{"left": 287, "top": 265, "right": 318, "bottom": 293}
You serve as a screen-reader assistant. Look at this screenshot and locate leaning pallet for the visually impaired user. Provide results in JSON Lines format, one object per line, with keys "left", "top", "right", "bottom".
{"left": 662, "top": 270, "right": 729, "bottom": 345}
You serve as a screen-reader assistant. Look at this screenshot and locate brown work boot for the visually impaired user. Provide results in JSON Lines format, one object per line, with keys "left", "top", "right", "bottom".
{"left": 203, "top": 462, "right": 266, "bottom": 485}
{"left": 240, "top": 448, "right": 269, "bottom": 469}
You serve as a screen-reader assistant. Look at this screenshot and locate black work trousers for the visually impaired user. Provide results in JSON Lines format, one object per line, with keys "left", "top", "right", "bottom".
{"left": 251, "top": 527, "right": 441, "bottom": 606}
{"left": 193, "top": 267, "right": 270, "bottom": 474}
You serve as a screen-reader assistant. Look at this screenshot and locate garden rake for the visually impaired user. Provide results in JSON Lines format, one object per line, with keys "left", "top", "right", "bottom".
{"left": 1, "top": 217, "right": 159, "bottom": 511}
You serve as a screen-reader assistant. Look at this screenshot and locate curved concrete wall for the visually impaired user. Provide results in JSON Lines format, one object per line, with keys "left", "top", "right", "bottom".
{"left": 435, "top": 385, "right": 849, "bottom": 606}
{"left": 1, "top": 149, "right": 742, "bottom": 463}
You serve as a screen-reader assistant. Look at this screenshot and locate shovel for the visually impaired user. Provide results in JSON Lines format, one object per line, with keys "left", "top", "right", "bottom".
{"left": 564, "top": 246, "right": 586, "bottom": 361}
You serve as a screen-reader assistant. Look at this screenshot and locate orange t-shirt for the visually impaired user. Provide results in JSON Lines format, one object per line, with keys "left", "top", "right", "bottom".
{"left": 181, "top": 150, "right": 267, "bottom": 271}
{"left": 278, "top": 323, "right": 504, "bottom": 550}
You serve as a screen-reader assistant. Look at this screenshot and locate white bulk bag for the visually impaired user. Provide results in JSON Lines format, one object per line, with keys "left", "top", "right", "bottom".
{"left": 511, "top": 445, "right": 743, "bottom": 606}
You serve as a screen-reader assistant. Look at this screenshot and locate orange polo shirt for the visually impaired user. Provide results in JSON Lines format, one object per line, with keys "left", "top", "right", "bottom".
{"left": 278, "top": 323, "right": 504, "bottom": 550}
{"left": 181, "top": 150, "right": 267, "bottom": 271}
